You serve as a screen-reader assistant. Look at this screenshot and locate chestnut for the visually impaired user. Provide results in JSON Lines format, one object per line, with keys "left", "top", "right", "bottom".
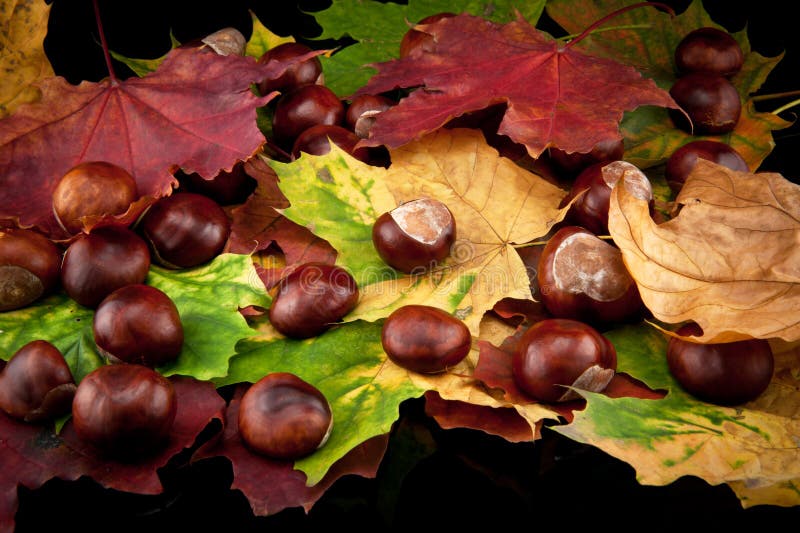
{"left": 345, "top": 93, "right": 395, "bottom": 138}
{"left": 0, "top": 340, "right": 75, "bottom": 422}
{"left": 52, "top": 161, "right": 138, "bottom": 235}
{"left": 0, "top": 228, "right": 62, "bottom": 311}
{"left": 669, "top": 73, "right": 741, "bottom": 135}
{"left": 61, "top": 225, "right": 151, "bottom": 308}
{"left": 664, "top": 140, "right": 748, "bottom": 195}
{"left": 268, "top": 263, "right": 359, "bottom": 339}
{"left": 538, "top": 226, "right": 644, "bottom": 326}
{"left": 72, "top": 363, "right": 177, "bottom": 459}
{"left": 92, "top": 284, "right": 184, "bottom": 367}
{"left": 257, "top": 42, "right": 323, "bottom": 96}
{"left": 512, "top": 318, "right": 617, "bottom": 403}
{"left": 271, "top": 84, "right": 345, "bottom": 149}
{"left": 238, "top": 372, "right": 333, "bottom": 460}
{"left": 139, "top": 192, "right": 231, "bottom": 269}
{"left": 291, "top": 124, "right": 374, "bottom": 164}
{"left": 372, "top": 198, "right": 456, "bottom": 274}
{"left": 675, "top": 27, "right": 744, "bottom": 77}
{"left": 381, "top": 304, "right": 471, "bottom": 374}
{"left": 667, "top": 323, "right": 774, "bottom": 406}
{"left": 177, "top": 162, "right": 257, "bottom": 206}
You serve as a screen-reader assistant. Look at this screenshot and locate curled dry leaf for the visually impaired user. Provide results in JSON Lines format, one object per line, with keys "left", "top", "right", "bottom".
{"left": 608, "top": 159, "right": 800, "bottom": 343}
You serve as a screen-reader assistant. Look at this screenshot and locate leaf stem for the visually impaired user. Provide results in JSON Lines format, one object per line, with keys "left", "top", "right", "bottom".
{"left": 564, "top": 2, "right": 675, "bottom": 49}
{"left": 751, "top": 90, "right": 800, "bottom": 102}
{"left": 771, "top": 98, "right": 800, "bottom": 115}
{"left": 93, "top": 0, "right": 117, "bottom": 83}
{"left": 556, "top": 24, "right": 653, "bottom": 43}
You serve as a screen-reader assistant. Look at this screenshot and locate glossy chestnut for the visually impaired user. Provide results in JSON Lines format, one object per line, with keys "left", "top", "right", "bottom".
{"left": 177, "top": 162, "right": 257, "bottom": 206}
{"left": 0, "top": 228, "right": 62, "bottom": 311}
{"left": 61, "top": 225, "right": 151, "bottom": 308}
{"left": 291, "top": 124, "right": 374, "bottom": 164}
{"left": 664, "top": 140, "right": 748, "bottom": 195}
{"left": 345, "top": 93, "right": 395, "bottom": 138}
{"left": 538, "top": 226, "right": 644, "bottom": 326}
{"left": 52, "top": 161, "right": 138, "bottom": 235}
{"left": 257, "top": 42, "right": 323, "bottom": 96}
{"left": 548, "top": 138, "right": 625, "bottom": 178}
{"left": 238, "top": 372, "right": 333, "bottom": 460}
{"left": 675, "top": 27, "right": 744, "bottom": 77}
{"left": 559, "top": 160, "right": 653, "bottom": 237}
{"left": 268, "top": 263, "right": 359, "bottom": 339}
{"left": 92, "top": 284, "right": 184, "bottom": 367}
{"left": 372, "top": 198, "right": 456, "bottom": 274}
{"left": 512, "top": 318, "right": 617, "bottom": 403}
{"left": 139, "top": 192, "right": 231, "bottom": 269}
{"left": 0, "top": 340, "right": 75, "bottom": 422}
{"left": 669, "top": 73, "right": 741, "bottom": 135}
{"left": 667, "top": 323, "right": 774, "bottom": 406}
{"left": 271, "top": 84, "right": 345, "bottom": 149}
{"left": 72, "top": 363, "right": 177, "bottom": 459}
{"left": 381, "top": 305, "right": 471, "bottom": 374}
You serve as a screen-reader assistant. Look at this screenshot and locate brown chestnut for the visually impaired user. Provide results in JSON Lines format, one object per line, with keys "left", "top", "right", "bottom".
{"left": 0, "top": 228, "right": 62, "bottom": 311}
{"left": 291, "top": 124, "right": 374, "bottom": 164}
{"left": 61, "top": 225, "right": 151, "bottom": 308}
{"left": 372, "top": 198, "right": 456, "bottom": 274}
{"left": 238, "top": 372, "right": 333, "bottom": 460}
{"left": 72, "top": 363, "right": 177, "bottom": 459}
{"left": 667, "top": 323, "right": 774, "bottom": 406}
{"left": 512, "top": 318, "right": 617, "bottom": 403}
{"left": 399, "top": 12, "right": 456, "bottom": 58}
{"left": 257, "top": 42, "right": 323, "bottom": 96}
{"left": 559, "top": 160, "right": 654, "bottom": 237}
{"left": 664, "top": 140, "right": 748, "bottom": 195}
{"left": 548, "top": 137, "right": 625, "bottom": 178}
{"left": 92, "top": 284, "right": 184, "bottom": 367}
{"left": 271, "top": 84, "right": 345, "bottom": 149}
{"left": 268, "top": 263, "right": 359, "bottom": 339}
{"left": 345, "top": 93, "right": 395, "bottom": 139}
{"left": 675, "top": 27, "right": 744, "bottom": 77}
{"left": 139, "top": 192, "right": 231, "bottom": 269}
{"left": 669, "top": 73, "right": 741, "bottom": 135}
{"left": 177, "top": 162, "right": 257, "bottom": 206}
{"left": 538, "top": 226, "right": 644, "bottom": 326}
{"left": 52, "top": 161, "right": 138, "bottom": 235}
{"left": 0, "top": 340, "right": 75, "bottom": 422}
{"left": 381, "top": 304, "right": 471, "bottom": 374}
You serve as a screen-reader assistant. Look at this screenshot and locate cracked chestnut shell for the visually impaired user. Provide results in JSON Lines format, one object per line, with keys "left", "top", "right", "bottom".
{"left": 139, "top": 192, "right": 231, "bottom": 269}
{"left": 667, "top": 323, "right": 774, "bottom": 406}
{"left": 52, "top": 161, "right": 138, "bottom": 235}
{"left": 72, "top": 363, "right": 177, "bottom": 459}
{"left": 512, "top": 318, "right": 617, "bottom": 403}
{"left": 92, "top": 284, "right": 184, "bottom": 367}
{"left": 238, "top": 372, "right": 333, "bottom": 460}
{"left": 61, "top": 225, "right": 151, "bottom": 308}
{"left": 0, "top": 340, "right": 75, "bottom": 422}
{"left": 381, "top": 304, "right": 471, "bottom": 374}
{"left": 269, "top": 263, "right": 359, "bottom": 339}
{"left": 537, "top": 226, "right": 644, "bottom": 326}
{"left": 0, "top": 228, "right": 62, "bottom": 311}
{"left": 372, "top": 198, "right": 456, "bottom": 274}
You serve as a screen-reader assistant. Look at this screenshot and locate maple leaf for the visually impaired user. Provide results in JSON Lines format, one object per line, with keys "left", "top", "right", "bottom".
{"left": 191, "top": 385, "right": 389, "bottom": 517}
{"left": 555, "top": 324, "right": 800, "bottom": 508}
{"left": 0, "top": 253, "right": 270, "bottom": 382}
{"left": 353, "top": 13, "right": 678, "bottom": 158}
{"left": 269, "top": 128, "right": 570, "bottom": 334}
{"left": 0, "top": 0, "right": 53, "bottom": 118}
{"left": 310, "top": 0, "right": 547, "bottom": 96}
{"left": 0, "top": 377, "right": 225, "bottom": 533}
{"left": 608, "top": 159, "right": 800, "bottom": 343}
{"left": 0, "top": 46, "right": 276, "bottom": 239}
{"left": 545, "top": 0, "right": 792, "bottom": 169}
{"left": 423, "top": 391, "right": 535, "bottom": 442}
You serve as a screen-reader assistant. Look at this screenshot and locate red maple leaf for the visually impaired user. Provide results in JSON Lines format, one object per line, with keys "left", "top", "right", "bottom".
{"left": 0, "top": 46, "right": 288, "bottom": 239}
{"left": 191, "top": 385, "right": 388, "bottom": 517}
{"left": 0, "top": 377, "right": 225, "bottom": 533}
{"left": 424, "top": 391, "right": 534, "bottom": 442}
{"left": 354, "top": 13, "right": 678, "bottom": 158}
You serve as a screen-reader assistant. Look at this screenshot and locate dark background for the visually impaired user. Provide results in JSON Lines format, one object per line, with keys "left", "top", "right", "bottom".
{"left": 14, "top": 1, "right": 800, "bottom": 531}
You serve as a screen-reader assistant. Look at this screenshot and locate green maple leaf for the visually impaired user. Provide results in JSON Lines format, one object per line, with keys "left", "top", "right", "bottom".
{"left": 0, "top": 253, "right": 269, "bottom": 383}
{"left": 545, "top": 0, "right": 791, "bottom": 170}
{"left": 555, "top": 323, "right": 800, "bottom": 506}
{"left": 218, "top": 319, "right": 426, "bottom": 486}
{"left": 310, "top": 0, "right": 547, "bottom": 96}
